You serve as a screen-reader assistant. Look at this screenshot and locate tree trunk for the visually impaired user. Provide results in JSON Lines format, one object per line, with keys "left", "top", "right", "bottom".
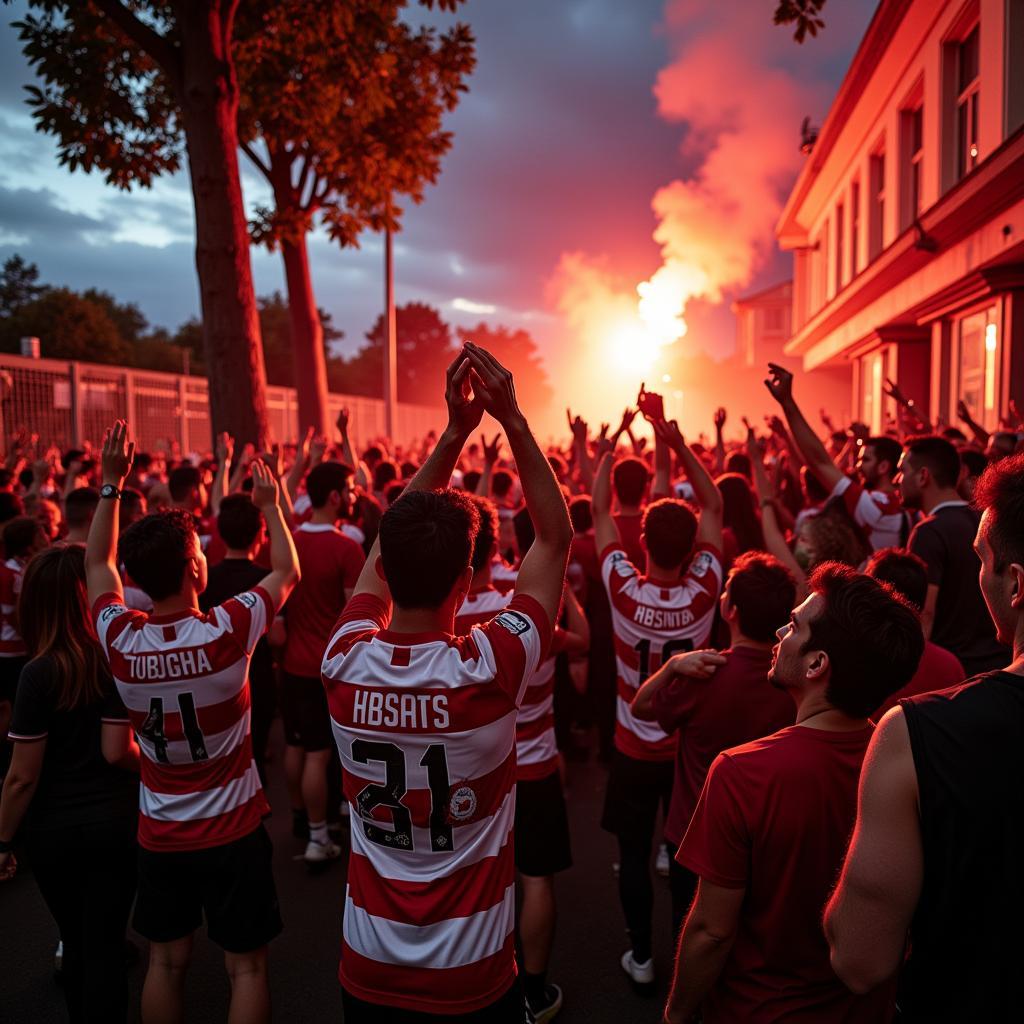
{"left": 280, "top": 234, "right": 329, "bottom": 436}
{"left": 175, "top": 1, "right": 268, "bottom": 448}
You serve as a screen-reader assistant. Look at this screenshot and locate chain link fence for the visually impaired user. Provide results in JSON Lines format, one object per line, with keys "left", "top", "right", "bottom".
{"left": 0, "top": 354, "right": 443, "bottom": 455}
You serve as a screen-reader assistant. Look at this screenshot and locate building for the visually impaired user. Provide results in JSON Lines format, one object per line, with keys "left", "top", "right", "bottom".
{"left": 733, "top": 279, "right": 852, "bottom": 422}
{"left": 776, "top": 0, "right": 1024, "bottom": 434}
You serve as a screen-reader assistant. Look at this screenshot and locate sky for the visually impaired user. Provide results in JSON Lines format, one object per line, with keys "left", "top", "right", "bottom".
{"left": 0, "top": 0, "right": 876, "bottom": 425}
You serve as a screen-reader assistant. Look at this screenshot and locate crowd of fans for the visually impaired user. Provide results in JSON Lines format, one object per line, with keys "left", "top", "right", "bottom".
{"left": 0, "top": 344, "right": 1022, "bottom": 1023}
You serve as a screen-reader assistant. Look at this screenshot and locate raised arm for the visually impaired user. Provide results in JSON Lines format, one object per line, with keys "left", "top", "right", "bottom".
{"left": 632, "top": 649, "right": 726, "bottom": 722}
{"left": 746, "top": 424, "right": 805, "bottom": 586}
{"left": 712, "top": 407, "right": 727, "bottom": 476}
{"left": 765, "top": 363, "right": 844, "bottom": 491}
{"left": 652, "top": 418, "right": 723, "bottom": 550}
{"left": 824, "top": 708, "right": 922, "bottom": 993}
{"left": 464, "top": 343, "right": 572, "bottom": 629}
{"left": 285, "top": 427, "right": 314, "bottom": 507}
{"left": 336, "top": 409, "right": 371, "bottom": 490}
{"left": 475, "top": 432, "right": 501, "bottom": 497}
{"left": 85, "top": 421, "right": 133, "bottom": 606}
{"left": 211, "top": 432, "right": 233, "bottom": 516}
{"left": 591, "top": 452, "right": 621, "bottom": 555}
{"left": 559, "top": 583, "right": 590, "bottom": 655}
{"left": 250, "top": 459, "right": 300, "bottom": 612}
{"left": 568, "top": 410, "right": 594, "bottom": 494}
{"left": 957, "top": 399, "right": 990, "bottom": 447}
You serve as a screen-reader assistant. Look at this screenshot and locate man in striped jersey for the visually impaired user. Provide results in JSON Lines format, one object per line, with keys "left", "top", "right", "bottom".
{"left": 454, "top": 496, "right": 514, "bottom": 634}
{"left": 322, "top": 344, "right": 572, "bottom": 1022}
{"left": 593, "top": 416, "right": 724, "bottom": 988}
{"left": 86, "top": 421, "right": 299, "bottom": 1024}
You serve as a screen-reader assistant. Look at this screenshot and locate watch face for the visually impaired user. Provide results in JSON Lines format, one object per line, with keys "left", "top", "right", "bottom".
{"left": 101, "top": 484, "right": 119, "bottom": 498}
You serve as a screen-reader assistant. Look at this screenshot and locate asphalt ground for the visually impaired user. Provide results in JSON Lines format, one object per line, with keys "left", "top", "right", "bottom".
{"left": 1, "top": 726, "right": 678, "bottom": 1023}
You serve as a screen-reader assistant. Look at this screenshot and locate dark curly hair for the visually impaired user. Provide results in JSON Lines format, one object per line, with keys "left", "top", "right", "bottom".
{"left": 119, "top": 508, "right": 199, "bottom": 602}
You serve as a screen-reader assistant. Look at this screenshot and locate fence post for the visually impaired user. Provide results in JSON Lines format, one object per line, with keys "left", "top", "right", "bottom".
{"left": 69, "top": 361, "right": 83, "bottom": 448}
{"left": 124, "top": 368, "right": 136, "bottom": 433}
{"left": 178, "top": 375, "right": 189, "bottom": 454}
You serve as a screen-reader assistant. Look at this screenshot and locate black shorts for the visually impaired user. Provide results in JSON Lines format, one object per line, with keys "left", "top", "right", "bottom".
{"left": 600, "top": 751, "right": 674, "bottom": 840}
{"left": 280, "top": 672, "right": 333, "bottom": 751}
{"left": 342, "top": 981, "right": 523, "bottom": 1023}
{"left": 0, "top": 655, "right": 26, "bottom": 705}
{"left": 133, "top": 825, "right": 282, "bottom": 952}
{"left": 514, "top": 770, "right": 572, "bottom": 877}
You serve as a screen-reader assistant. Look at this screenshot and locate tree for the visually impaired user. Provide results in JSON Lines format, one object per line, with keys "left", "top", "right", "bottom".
{"left": 773, "top": 0, "right": 827, "bottom": 42}
{"left": 343, "top": 302, "right": 457, "bottom": 403}
{"left": 233, "top": 0, "right": 474, "bottom": 433}
{"left": 15, "top": 1, "right": 270, "bottom": 445}
{"left": 255, "top": 291, "right": 345, "bottom": 389}
{"left": 455, "top": 322, "right": 552, "bottom": 418}
{"left": 0, "top": 255, "right": 45, "bottom": 318}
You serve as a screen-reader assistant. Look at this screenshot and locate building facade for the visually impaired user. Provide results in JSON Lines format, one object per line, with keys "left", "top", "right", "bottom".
{"left": 777, "top": 0, "right": 1024, "bottom": 434}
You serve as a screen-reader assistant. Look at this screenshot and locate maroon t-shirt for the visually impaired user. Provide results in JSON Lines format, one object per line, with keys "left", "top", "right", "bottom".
{"left": 613, "top": 512, "right": 645, "bottom": 570}
{"left": 874, "top": 640, "right": 964, "bottom": 718}
{"left": 678, "top": 724, "right": 895, "bottom": 1023}
{"left": 652, "top": 646, "right": 793, "bottom": 845}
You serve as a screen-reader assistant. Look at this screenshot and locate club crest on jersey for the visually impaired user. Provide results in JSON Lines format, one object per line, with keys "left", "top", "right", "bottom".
{"left": 495, "top": 610, "right": 531, "bottom": 637}
{"left": 610, "top": 551, "right": 632, "bottom": 578}
{"left": 100, "top": 603, "right": 124, "bottom": 623}
{"left": 447, "top": 784, "right": 477, "bottom": 822}
{"left": 235, "top": 591, "right": 258, "bottom": 609}
{"left": 690, "top": 551, "right": 713, "bottom": 578}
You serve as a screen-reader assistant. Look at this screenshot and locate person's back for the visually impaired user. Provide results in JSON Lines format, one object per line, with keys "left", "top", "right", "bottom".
{"left": 898, "top": 673, "right": 1024, "bottom": 1019}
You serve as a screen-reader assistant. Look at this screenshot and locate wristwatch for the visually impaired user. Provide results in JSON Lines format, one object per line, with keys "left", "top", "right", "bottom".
{"left": 99, "top": 484, "right": 121, "bottom": 500}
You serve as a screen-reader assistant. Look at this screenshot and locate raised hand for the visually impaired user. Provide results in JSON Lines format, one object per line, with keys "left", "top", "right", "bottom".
{"left": 882, "top": 377, "right": 907, "bottom": 404}
{"left": 462, "top": 343, "right": 521, "bottom": 426}
{"left": 650, "top": 416, "right": 686, "bottom": 455}
{"left": 309, "top": 435, "right": 327, "bottom": 468}
{"left": 444, "top": 349, "right": 485, "bottom": 436}
{"left": 250, "top": 458, "right": 279, "bottom": 510}
{"left": 956, "top": 399, "right": 973, "bottom": 424}
{"left": 216, "top": 431, "right": 234, "bottom": 465}
{"left": 765, "top": 414, "right": 787, "bottom": 437}
{"left": 260, "top": 444, "right": 283, "bottom": 480}
{"left": 714, "top": 407, "right": 727, "bottom": 432}
{"left": 765, "top": 363, "right": 794, "bottom": 405}
{"left": 668, "top": 649, "right": 728, "bottom": 679}
{"left": 481, "top": 432, "right": 502, "bottom": 465}
{"left": 336, "top": 407, "right": 350, "bottom": 437}
{"left": 566, "top": 409, "right": 588, "bottom": 445}
{"left": 101, "top": 420, "right": 134, "bottom": 486}
{"left": 617, "top": 407, "right": 638, "bottom": 436}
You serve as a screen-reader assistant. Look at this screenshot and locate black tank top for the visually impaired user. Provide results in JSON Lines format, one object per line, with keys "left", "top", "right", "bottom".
{"left": 899, "top": 671, "right": 1024, "bottom": 1021}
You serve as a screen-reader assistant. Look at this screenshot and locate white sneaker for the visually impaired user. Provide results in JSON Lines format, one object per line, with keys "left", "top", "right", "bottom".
{"left": 655, "top": 845, "right": 670, "bottom": 877}
{"left": 620, "top": 949, "right": 654, "bottom": 985}
{"left": 304, "top": 838, "right": 342, "bottom": 863}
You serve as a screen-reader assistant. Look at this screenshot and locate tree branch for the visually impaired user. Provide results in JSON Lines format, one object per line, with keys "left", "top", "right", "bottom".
{"left": 93, "top": 0, "right": 180, "bottom": 88}
{"left": 240, "top": 139, "right": 271, "bottom": 181}
{"left": 296, "top": 152, "right": 311, "bottom": 204}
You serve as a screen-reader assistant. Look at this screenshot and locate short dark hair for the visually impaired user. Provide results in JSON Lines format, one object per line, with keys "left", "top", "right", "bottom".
{"left": 307, "top": 462, "right": 352, "bottom": 509}
{"left": 942, "top": 427, "right": 968, "bottom": 443}
{"left": 217, "top": 494, "right": 263, "bottom": 551}
{"left": 867, "top": 436, "right": 903, "bottom": 478}
{"left": 613, "top": 457, "right": 649, "bottom": 506}
{"left": 723, "top": 450, "right": 751, "bottom": 479}
{"left": 513, "top": 506, "right": 535, "bottom": 558}
{"left": 385, "top": 481, "right": 406, "bottom": 507}
{"left": 0, "top": 491, "right": 24, "bottom": 523}
{"left": 362, "top": 445, "right": 383, "bottom": 466}
{"left": 960, "top": 447, "right": 988, "bottom": 479}
{"left": 642, "top": 498, "right": 697, "bottom": 568}
{"left": 804, "top": 563, "right": 924, "bottom": 718}
{"left": 492, "top": 469, "right": 515, "bottom": 500}
{"left": 379, "top": 488, "right": 479, "bottom": 609}
{"left": 119, "top": 509, "right": 199, "bottom": 602}
{"left": 373, "top": 460, "right": 399, "bottom": 493}
{"left": 468, "top": 496, "right": 498, "bottom": 573}
{"left": 569, "top": 495, "right": 593, "bottom": 533}
{"left": 3, "top": 516, "right": 44, "bottom": 558}
{"left": 973, "top": 452, "right": 1024, "bottom": 572}
{"left": 866, "top": 547, "right": 928, "bottom": 612}
{"left": 462, "top": 469, "right": 482, "bottom": 493}
{"left": 64, "top": 486, "right": 100, "bottom": 529}
{"left": 906, "top": 435, "right": 961, "bottom": 489}
{"left": 169, "top": 464, "right": 202, "bottom": 502}
{"left": 727, "top": 552, "right": 796, "bottom": 643}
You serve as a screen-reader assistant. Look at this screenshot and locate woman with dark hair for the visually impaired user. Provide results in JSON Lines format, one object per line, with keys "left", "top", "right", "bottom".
{"left": 0, "top": 544, "right": 139, "bottom": 1022}
{"left": 716, "top": 472, "right": 765, "bottom": 566}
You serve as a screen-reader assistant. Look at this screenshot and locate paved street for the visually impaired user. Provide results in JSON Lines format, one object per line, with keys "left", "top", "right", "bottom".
{"left": 2, "top": 727, "right": 678, "bottom": 1023}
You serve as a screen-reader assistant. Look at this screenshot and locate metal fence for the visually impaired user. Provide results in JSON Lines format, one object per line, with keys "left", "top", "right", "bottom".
{"left": 0, "top": 353, "right": 444, "bottom": 455}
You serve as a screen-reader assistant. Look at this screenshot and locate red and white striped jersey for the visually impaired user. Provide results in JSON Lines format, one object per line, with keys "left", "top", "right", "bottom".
{"left": 322, "top": 592, "right": 550, "bottom": 1015}
{"left": 515, "top": 631, "right": 569, "bottom": 782}
{"left": 491, "top": 557, "right": 519, "bottom": 596}
{"left": 0, "top": 559, "right": 26, "bottom": 658}
{"left": 830, "top": 476, "right": 907, "bottom": 550}
{"left": 454, "top": 583, "right": 512, "bottom": 634}
{"left": 93, "top": 588, "right": 273, "bottom": 852}
{"left": 601, "top": 543, "right": 723, "bottom": 761}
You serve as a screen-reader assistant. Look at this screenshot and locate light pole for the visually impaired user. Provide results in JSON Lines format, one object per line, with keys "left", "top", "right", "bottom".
{"left": 383, "top": 225, "right": 397, "bottom": 439}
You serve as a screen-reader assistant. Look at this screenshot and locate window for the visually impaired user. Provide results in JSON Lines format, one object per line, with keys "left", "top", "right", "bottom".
{"left": 851, "top": 180, "right": 861, "bottom": 276}
{"left": 834, "top": 202, "right": 845, "bottom": 293}
{"left": 869, "top": 147, "right": 886, "bottom": 260}
{"left": 900, "top": 105, "right": 924, "bottom": 229}
{"left": 765, "top": 306, "right": 784, "bottom": 332}
{"left": 956, "top": 25, "right": 980, "bottom": 180}
{"left": 958, "top": 305, "right": 1000, "bottom": 429}
{"left": 821, "top": 218, "right": 830, "bottom": 304}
